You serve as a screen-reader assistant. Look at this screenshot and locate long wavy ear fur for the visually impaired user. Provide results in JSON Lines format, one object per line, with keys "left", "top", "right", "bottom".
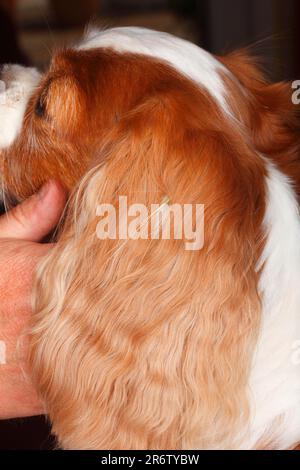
{"left": 29, "top": 72, "right": 266, "bottom": 449}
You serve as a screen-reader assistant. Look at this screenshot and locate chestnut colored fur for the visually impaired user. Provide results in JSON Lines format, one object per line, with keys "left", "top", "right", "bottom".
{"left": 1, "top": 39, "right": 300, "bottom": 449}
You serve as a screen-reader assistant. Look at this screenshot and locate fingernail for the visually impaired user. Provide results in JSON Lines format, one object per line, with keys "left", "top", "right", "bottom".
{"left": 38, "top": 181, "right": 53, "bottom": 200}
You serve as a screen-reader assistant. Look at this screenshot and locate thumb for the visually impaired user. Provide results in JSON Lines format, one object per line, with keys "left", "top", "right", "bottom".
{"left": 0, "top": 180, "right": 67, "bottom": 242}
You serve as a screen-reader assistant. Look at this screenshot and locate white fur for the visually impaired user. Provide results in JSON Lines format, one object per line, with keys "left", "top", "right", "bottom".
{"left": 0, "top": 65, "right": 41, "bottom": 149}
{"left": 78, "top": 26, "right": 230, "bottom": 113}
{"left": 241, "top": 163, "right": 300, "bottom": 449}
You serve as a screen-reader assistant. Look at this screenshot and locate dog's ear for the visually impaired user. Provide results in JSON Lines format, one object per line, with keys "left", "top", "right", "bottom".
{"left": 220, "top": 50, "right": 300, "bottom": 193}
{"left": 28, "top": 85, "right": 265, "bottom": 449}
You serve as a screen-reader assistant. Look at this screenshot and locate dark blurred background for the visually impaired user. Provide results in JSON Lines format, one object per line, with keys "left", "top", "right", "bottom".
{"left": 0, "top": 0, "right": 299, "bottom": 79}
{"left": 0, "top": 0, "right": 299, "bottom": 450}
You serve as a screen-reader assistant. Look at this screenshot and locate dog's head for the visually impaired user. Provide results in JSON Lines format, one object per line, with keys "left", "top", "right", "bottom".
{"left": 1, "top": 27, "right": 299, "bottom": 449}
{"left": 2, "top": 26, "right": 296, "bottom": 200}
{"left": 1, "top": 27, "right": 298, "bottom": 199}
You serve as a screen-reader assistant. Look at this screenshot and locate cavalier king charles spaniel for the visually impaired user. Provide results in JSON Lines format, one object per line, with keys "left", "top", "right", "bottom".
{"left": 0, "top": 27, "right": 300, "bottom": 450}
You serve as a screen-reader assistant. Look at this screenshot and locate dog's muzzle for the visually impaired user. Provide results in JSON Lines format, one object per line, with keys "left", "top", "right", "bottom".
{"left": 0, "top": 64, "right": 41, "bottom": 150}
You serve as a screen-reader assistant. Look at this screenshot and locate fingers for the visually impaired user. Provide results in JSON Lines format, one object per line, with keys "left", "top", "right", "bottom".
{"left": 0, "top": 180, "right": 67, "bottom": 242}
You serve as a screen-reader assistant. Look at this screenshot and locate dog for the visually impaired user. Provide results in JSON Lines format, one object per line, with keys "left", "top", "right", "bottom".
{"left": 1, "top": 27, "right": 300, "bottom": 450}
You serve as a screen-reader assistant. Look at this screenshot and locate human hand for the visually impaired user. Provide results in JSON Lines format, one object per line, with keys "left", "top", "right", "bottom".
{"left": 0, "top": 181, "right": 67, "bottom": 419}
